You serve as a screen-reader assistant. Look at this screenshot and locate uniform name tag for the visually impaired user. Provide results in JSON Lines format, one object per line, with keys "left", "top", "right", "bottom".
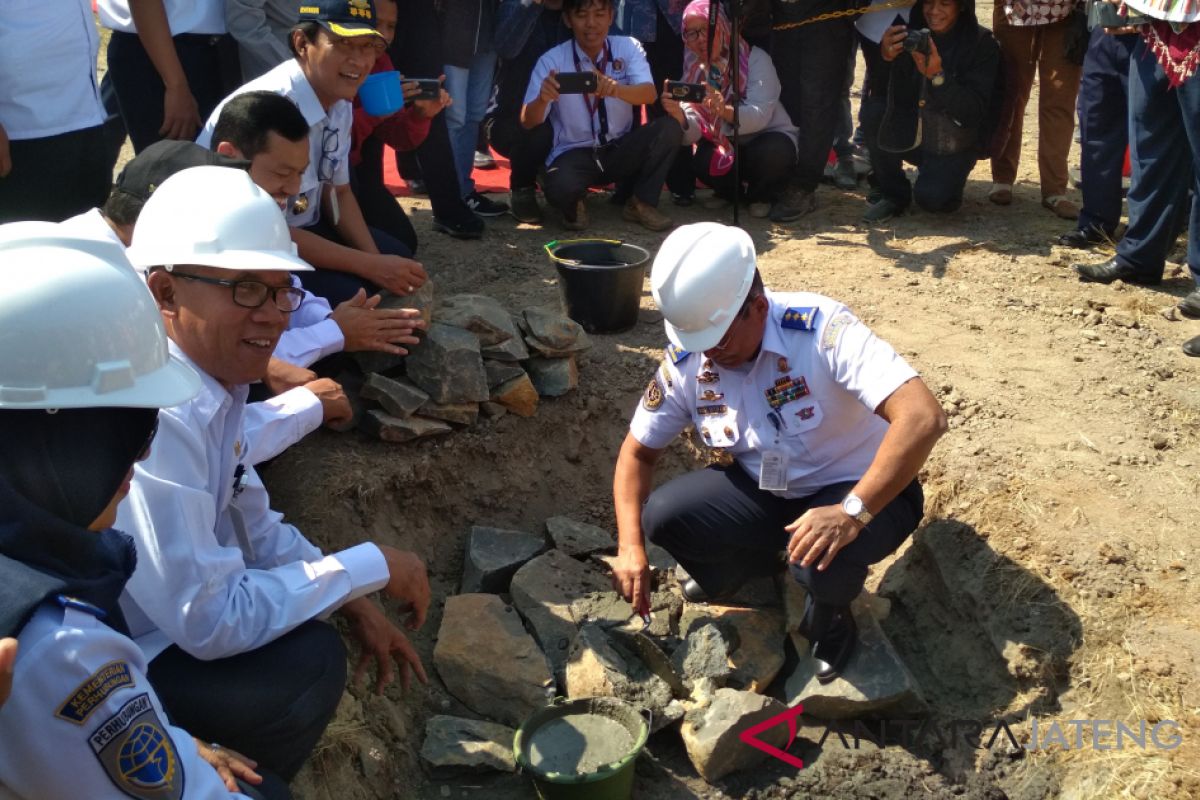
{"left": 759, "top": 450, "right": 789, "bottom": 492}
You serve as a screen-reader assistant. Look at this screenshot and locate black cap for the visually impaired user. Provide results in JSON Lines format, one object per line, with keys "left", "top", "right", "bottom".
{"left": 113, "top": 140, "right": 250, "bottom": 203}
{"left": 297, "top": 0, "right": 383, "bottom": 40}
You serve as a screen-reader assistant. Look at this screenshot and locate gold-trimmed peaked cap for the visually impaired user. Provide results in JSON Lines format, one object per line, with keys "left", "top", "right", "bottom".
{"left": 298, "top": 0, "right": 383, "bottom": 40}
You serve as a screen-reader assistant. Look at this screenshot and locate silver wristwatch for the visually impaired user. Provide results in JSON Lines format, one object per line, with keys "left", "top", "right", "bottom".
{"left": 841, "top": 493, "right": 874, "bottom": 526}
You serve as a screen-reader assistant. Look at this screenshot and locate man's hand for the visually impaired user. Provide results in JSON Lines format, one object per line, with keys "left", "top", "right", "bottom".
{"left": 341, "top": 597, "right": 429, "bottom": 694}
{"left": 911, "top": 38, "right": 944, "bottom": 79}
{"left": 332, "top": 288, "right": 425, "bottom": 355}
{"left": 0, "top": 638, "right": 16, "bottom": 710}
{"left": 194, "top": 740, "right": 261, "bottom": 792}
{"left": 160, "top": 82, "right": 202, "bottom": 140}
{"left": 378, "top": 545, "right": 431, "bottom": 630}
{"left": 362, "top": 254, "right": 428, "bottom": 296}
{"left": 785, "top": 505, "right": 863, "bottom": 571}
{"left": 611, "top": 544, "right": 651, "bottom": 614}
{"left": 594, "top": 70, "right": 620, "bottom": 99}
{"left": 304, "top": 378, "right": 354, "bottom": 431}
{"left": 881, "top": 25, "right": 907, "bottom": 62}
{"left": 0, "top": 125, "right": 11, "bottom": 178}
{"left": 263, "top": 358, "right": 317, "bottom": 396}
{"left": 539, "top": 70, "right": 561, "bottom": 104}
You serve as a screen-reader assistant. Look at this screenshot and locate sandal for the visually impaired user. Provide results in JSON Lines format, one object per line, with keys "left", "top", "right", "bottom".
{"left": 988, "top": 183, "right": 1013, "bottom": 205}
{"left": 1043, "top": 195, "right": 1079, "bottom": 220}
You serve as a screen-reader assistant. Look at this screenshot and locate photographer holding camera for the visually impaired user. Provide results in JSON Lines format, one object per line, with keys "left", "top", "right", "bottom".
{"left": 660, "top": 0, "right": 798, "bottom": 219}
{"left": 860, "top": 0, "right": 1000, "bottom": 223}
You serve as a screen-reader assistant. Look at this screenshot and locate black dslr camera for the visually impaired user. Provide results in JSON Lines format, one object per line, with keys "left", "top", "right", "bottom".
{"left": 901, "top": 27, "right": 932, "bottom": 55}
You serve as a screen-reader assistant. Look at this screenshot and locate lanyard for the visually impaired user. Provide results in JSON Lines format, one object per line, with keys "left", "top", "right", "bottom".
{"left": 571, "top": 39, "right": 612, "bottom": 146}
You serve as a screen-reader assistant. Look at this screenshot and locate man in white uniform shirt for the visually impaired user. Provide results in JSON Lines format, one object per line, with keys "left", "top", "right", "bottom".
{"left": 610, "top": 223, "right": 946, "bottom": 683}
{"left": 198, "top": 0, "right": 427, "bottom": 307}
{"left": 521, "top": 0, "right": 682, "bottom": 231}
{"left": 0, "top": 0, "right": 112, "bottom": 223}
{"left": 117, "top": 166, "right": 432, "bottom": 785}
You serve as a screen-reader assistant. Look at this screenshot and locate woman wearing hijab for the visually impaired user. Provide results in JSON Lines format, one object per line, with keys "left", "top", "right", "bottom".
{"left": 0, "top": 229, "right": 284, "bottom": 799}
{"left": 860, "top": 0, "right": 1001, "bottom": 223}
{"left": 661, "top": 0, "right": 798, "bottom": 219}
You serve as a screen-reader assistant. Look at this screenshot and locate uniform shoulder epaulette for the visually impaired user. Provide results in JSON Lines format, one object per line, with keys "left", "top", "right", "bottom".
{"left": 665, "top": 343, "right": 691, "bottom": 364}
{"left": 56, "top": 595, "right": 106, "bottom": 619}
{"left": 781, "top": 306, "right": 819, "bottom": 331}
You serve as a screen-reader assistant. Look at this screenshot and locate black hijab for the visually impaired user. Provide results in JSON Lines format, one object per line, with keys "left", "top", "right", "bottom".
{"left": 0, "top": 407, "right": 157, "bottom": 637}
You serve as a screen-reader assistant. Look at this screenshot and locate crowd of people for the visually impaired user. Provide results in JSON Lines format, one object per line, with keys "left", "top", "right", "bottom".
{"left": 1, "top": 0, "right": 1200, "bottom": 795}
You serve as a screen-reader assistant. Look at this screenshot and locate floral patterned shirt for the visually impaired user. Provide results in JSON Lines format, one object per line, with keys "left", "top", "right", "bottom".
{"left": 1002, "top": 0, "right": 1075, "bottom": 25}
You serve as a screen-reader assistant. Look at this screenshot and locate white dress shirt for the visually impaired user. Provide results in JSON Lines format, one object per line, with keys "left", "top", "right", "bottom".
{"left": 0, "top": 599, "right": 249, "bottom": 799}
{"left": 98, "top": 0, "right": 227, "bottom": 35}
{"left": 197, "top": 59, "right": 353, "bottom": 229}
{"left": 117, "top": 343, "right": 389, "bottom": 661}
{"left": 524, "top": 36, "right": 655, "bottom": 164}
{"left": 0, "top": 0, "right": 106, "bottom": 140}
{"left": 630, "top": 291, "right": 918, "bottom": 499}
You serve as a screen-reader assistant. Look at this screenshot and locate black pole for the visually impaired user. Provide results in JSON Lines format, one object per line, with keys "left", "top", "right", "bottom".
{"left": 729, "top": 0, "right": 740, "bottom": 227}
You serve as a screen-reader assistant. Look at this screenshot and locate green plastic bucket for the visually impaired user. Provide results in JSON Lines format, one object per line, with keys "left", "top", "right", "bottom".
{"left": 544, "top": 239, "right": 650, "bottom": 335}
{"left": 513, "top": 697, "right": 650, "bottom": 800}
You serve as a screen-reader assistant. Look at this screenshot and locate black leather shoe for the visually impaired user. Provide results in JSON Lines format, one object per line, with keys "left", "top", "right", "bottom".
{"left": 1178, "top": 289, "right": 1200, "bottom": 320}
{"left": 1183, "top": 334, "right": 1200, "bottom": 357}
{"left": 432, "top": 214, "right": 484, "bottom": 240}
{"left": 1057, "top": 228, "right": 1106, "bottom": 249}
{"left": 681, "top": 579, "right": 709, "bottom": 603}
{"left": 813, "top": 610, "right": 858, "bottom": 684}
{"left": 1073, "top": 257, "right": 1161, "bottom": 286}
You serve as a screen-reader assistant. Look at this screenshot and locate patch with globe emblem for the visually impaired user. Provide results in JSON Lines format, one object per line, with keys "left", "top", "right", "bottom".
{"left": 89, "top": 693, "right": 183, "bottom": 799}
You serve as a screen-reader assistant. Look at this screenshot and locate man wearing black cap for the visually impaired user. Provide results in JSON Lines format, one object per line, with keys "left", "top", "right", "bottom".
{"left": 199, "top": 0, "right": 428, "bottom": 307}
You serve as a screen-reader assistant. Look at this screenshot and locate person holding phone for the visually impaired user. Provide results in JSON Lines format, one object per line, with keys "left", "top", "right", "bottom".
{"left": 520, "top": 0, "right": 682, "bottom": 231}
{"left": 660, "top": 0, "right": 797, "bottom": 219}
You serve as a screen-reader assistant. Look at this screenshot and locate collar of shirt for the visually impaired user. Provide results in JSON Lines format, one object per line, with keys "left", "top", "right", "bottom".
{"left": 757, "top": 292, "right": 797, "bottom": 361}
{"left": 280, "top": 60, "right": 330, "bottom": 127}
{"left": 166, "top": 340, "right": 249, "bottom": 425}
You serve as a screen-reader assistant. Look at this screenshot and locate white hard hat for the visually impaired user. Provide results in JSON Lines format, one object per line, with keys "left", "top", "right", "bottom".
{"left": 0, "top": 225, "right": 202, "bottom": 410}
{"left": 125, "top": 165, "right": 312, "bottom": 273}
{"left": 650, "top": 222, "right": 757, "bottom": 353}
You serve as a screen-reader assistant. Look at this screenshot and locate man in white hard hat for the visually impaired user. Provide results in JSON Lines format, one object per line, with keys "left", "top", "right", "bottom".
{"left": 0, "top": 227, "right": 284, "bottom": 798}
{"left": 610, "top": 222, "right": 946, "bottom": 683}
{"left": 117, "top": 166, "right": 432, "bottom": 786}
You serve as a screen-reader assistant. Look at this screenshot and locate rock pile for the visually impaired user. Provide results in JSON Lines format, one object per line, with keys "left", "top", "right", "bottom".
{"left": 423, "top": 516, "right": 927, "bottom": 785}
{"left": 350, "top": 285, "right": 589, "bottom": 442}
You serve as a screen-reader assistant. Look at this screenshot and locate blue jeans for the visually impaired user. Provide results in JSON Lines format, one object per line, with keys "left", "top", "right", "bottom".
{"left": 443, "top": 51, "right": 498, "bottom": 199}
{"left": 1116, "top": 37, "right": 1200, "bottom": 283}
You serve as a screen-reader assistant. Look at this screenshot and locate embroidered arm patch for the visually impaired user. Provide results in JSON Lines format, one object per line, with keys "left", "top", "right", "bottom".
{"left": 90, "top": 694, "right": 184, "bottom": 800}
{"left": 56, "top": 661, "right": 134, "bottom": 725}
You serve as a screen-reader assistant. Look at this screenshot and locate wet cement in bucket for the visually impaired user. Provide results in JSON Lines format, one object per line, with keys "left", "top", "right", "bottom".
{"left": 527, "top": 713, "right": 635, "bottom": 776}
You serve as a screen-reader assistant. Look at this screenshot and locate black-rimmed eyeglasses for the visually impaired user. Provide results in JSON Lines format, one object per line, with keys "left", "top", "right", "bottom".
{"left": 318, "top": 127, "right": 340, "bottom": 183}
{"left": 169, "top": 271, "right": 305, "bottom": 312}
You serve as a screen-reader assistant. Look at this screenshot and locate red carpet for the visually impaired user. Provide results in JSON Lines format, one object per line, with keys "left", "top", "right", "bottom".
{"left": 382, "top": 145, "right": 512, "bottom": 197}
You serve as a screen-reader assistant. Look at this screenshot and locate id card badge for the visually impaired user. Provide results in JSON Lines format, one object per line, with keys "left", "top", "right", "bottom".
{"left": 759, "top": 449, "right": 789, "bottom": 492}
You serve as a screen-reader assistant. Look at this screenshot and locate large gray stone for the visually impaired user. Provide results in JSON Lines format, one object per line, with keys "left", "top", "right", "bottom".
{"left": 420, "top": 716, "right": 516, "bottom": 773}
{"left": 360, "top": 373, "right": 429, "bottom": 418}
{"left": 784, "top": 597, "right": 926, "bottom": 718}
{"left": 360, "top": 410, "right": 452, "bottom": 443}
{"left": 564, "top": 623, "right": 677, "bottom": 732}
{"left": 351, "top": 282, "right": 436, "bottom": 373}
{"left": 438, "top": 294, "right": 519, "bottom": 347}
{"left": 405, "top": 323, "right": 489, "bottom": 404}
{"left": 483, "top": 360, "right": 526, "bottom": 389}
{"left": 672, "top": 623, "right": 734, "bottom": 688}
{"left": 419, "top": 402, "right": 479, "bottom": 426}
{"left": 680, "top": 688, "right": 790, "bottom": 781}
{"left": 481, "top": 334, "right": 529, "bottom": 362}
{"left": 545, "top": 516, "right": 613, "bottom": 558}
{"left": 461, "top": 526, "right": 547, "bottom": 594}
{"left": 510, "top": 550, "right": 611, "bottom": 677}
{"left": 680, "top": 605, "right": 786, "bottom": 693}
{"left": 433, "top": 594, "right": 554, "bottom": 727}
{"left": 521, "top": 307, "right": 591, "bottom": 355}
{"left": 526, "top": 356, "right": 578, "bottom": 397}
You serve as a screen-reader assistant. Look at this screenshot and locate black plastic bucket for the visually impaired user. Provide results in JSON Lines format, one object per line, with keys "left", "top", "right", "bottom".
{"left": 545, "top": 239, "right": 650, "bottom": 335}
